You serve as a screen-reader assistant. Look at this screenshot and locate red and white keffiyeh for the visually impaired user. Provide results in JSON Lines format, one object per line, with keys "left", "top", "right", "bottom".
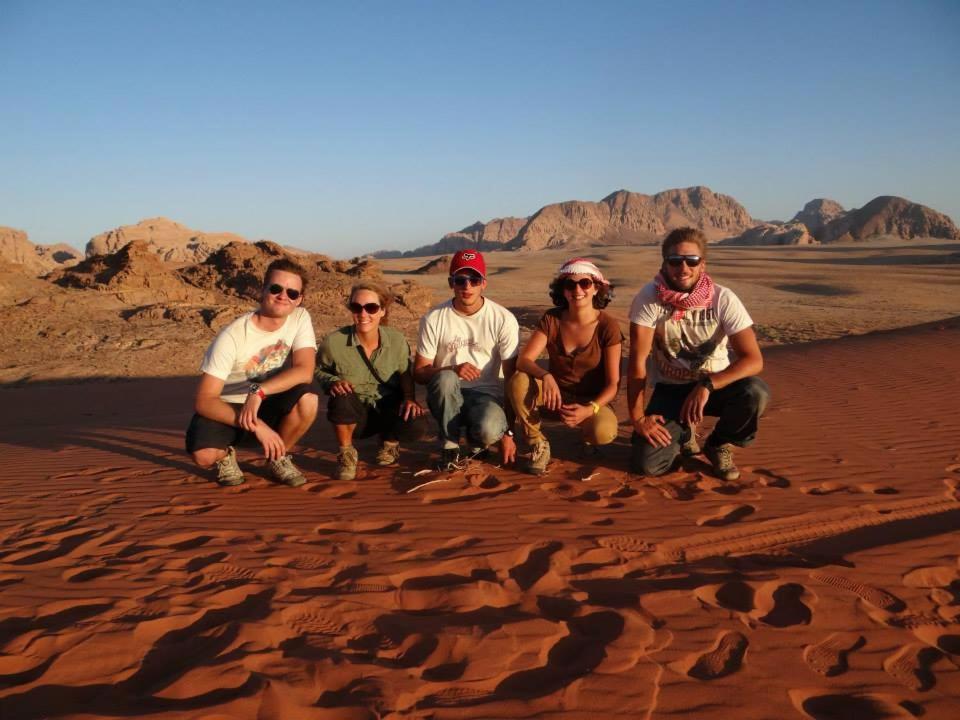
{"left": 655, "top": 271, "right": 715, "bottom": 321}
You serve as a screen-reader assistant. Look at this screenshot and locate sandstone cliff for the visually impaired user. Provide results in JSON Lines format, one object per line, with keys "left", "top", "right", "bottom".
{"left": 0, "top": 226, "right": 82, "bottom": 275}
{"left": 791, "top": 199, "right": 847, "bottom": 235}
{"left": 86, "top": 217, "right": 248, "bottom": 263}
{"left": 720, "top": 222, "right": 819, "bottom": 246}
{"left": 817, "top": 196, "right": 960, "bottom": 243}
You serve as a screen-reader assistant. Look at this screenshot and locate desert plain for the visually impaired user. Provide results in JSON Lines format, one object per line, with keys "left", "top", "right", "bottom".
{"left": 2, "top": 241, "right": 960, "bottom": 719}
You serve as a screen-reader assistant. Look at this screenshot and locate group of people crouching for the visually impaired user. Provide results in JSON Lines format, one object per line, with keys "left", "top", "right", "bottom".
{"left": 186, "top": 227, "right": 771, "bottom": 488}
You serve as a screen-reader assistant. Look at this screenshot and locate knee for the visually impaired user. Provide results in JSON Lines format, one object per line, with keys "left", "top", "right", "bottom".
{"left": 741, "top": 378, "right": 771, "bottom": 416}
{"left": 471, "top": 408, "right": 507, "bottom": 447}
{"left": 428, "top": 370, "right": 460, "bottom": 398}
{"left": 630, "top": 436, "right": 676, "bottom": 477}
{"left": 296, "top": 392, "right": 319, "bottom": 420}
{"left": 587, "top": 410, "right": 618, "bottom": 445}
{"left": 192, "top": 448, "right": 225, "bottom": 468}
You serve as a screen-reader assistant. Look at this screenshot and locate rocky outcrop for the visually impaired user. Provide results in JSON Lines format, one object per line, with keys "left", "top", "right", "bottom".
{"left": 510, "top": 187, "right": 755, "bottom": 251}
{"left": 376, "top": 217, "right": 526, "bottom": 258}
{"left": 86, "top": 217, "right": 248, "bottom": 263}
{"left": 817, "top": 196, "right": 960, "bottom": 243}
{"left": 413, "top": 255, "right": 451, "bottom": 274}
{"left": 1, "top": 226, "right": 84, "bottom": 275}
{"left": 791, "top": 199, "right": 846, "bottom": 235}
{"left": 720, "top": 222, "right": 819, "bottom": 246}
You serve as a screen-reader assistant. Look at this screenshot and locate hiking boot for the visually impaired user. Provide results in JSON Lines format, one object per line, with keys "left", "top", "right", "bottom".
{"left": 269, "top": 454, "right": 307, "bottom": 487}
{"left": 704, "top": 442, "right": 740, "bottom": 481}
{"left": 681, "top": 429, "right": 701, "bottom": 457}
{"left": 214, "top": 446, "right": 245, "bottom": 486}
{"left": 375, "top": 440, "right": 400, "bottom": 466}
{"left": 336, "top": 446, "right": 359, "bottom": 481}
{"left": 527, "top": 439, "right": 551, "bottom": 476}
{"left": 438, "top": 447, "right": 460, "bottom": 471}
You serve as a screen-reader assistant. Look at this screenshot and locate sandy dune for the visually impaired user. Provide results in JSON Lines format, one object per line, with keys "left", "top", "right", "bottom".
{"left": 1, "top": 307, "right": 959, "bottom": 717}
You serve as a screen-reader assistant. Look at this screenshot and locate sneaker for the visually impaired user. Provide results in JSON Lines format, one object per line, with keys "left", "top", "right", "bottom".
{"left": 466, "top": 445, "right": 490, "bottom": 461}
{"left": 214, "top": 446, "right": 245, "bottom": 486}
{"left": 438, "top": 447, "right": 460, "bottom": 471}
{"left": 375, "top": 440, "right": 401, "bottom": 466}
{"left": 269, "top": 454, "right": 307, "bottom": 487}
{"left": 704, "top": 442, "right": 740, "bottom": 481}
{"left": 681, "top": 429, "right": 701, "bottom": 457}
{"left": 336, "top": 446, "right": 359, "bottom": 481}
{"left": 527, "top": 439, "right": 551, "bottom": 476}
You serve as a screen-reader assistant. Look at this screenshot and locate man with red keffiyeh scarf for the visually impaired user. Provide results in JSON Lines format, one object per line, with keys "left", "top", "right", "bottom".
{"left": 627, "top": 227, "right": 770, "bottom": 481}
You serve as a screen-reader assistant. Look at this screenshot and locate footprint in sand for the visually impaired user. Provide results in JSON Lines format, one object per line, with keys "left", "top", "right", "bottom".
{"left": 803, "top": 632, "right": 864, "bottom": 676}
{"left": 421, "top": 471, "right": 519, "bottom": 504}
{"left": 671, "top": 630, "right": 748, "bottom": 680}
{"left": 750, "top": 581, "right": 812, "bottom": 627}
{"left": 857, "top": 483, "right": 898, "bottom": 494}
{"left": 809, "top": 571, "right": 905, "bottom": 612}
{"left": 694, "top": 580, "right": 755, "bottom": 614}
{"left": 789, "top": 689, "right": 920, "bottom": 719}
{"left": 695, "top": 474, "right": 741, "bottom": 495}
{"left": 315, "top": 520, "right": 404, "bottom": 535}
{"left": 265, "top": 555, "right": 334, "bottom": 571}
{"left": 883, "top": 644, "right": 940, "bottom": 691}
{"left": 597, "top": 535, "right": 654, "bottom": 554}
{"left": 540, "top": 481, "right": 602, "bottom": 503}
{"left": 696, "top": 503, "right": 755, "bottom": 527}
{"left": 802, "top": 481, "right": 849, "bottom": 495}
{"left": 308, "top": 482, "right": 358, "bottom": 499}
{"left": 507, "top": 541, "right": 563, "bottom": 591}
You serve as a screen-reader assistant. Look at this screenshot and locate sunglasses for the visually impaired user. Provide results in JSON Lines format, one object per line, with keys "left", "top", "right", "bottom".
{"left": 562, "top": 277, "right": 596, "bottom": 292}
{"left": 666, "top": 255, "right": 703, "bottom": 268}
{"left": 267, "top": 283, "right": 302, "bottom": 300}
{"left": 348, "top": 301, "right": 381, "bottom": 315}
{"left": 450, "top": 274, "right": 483, "bottom": 288}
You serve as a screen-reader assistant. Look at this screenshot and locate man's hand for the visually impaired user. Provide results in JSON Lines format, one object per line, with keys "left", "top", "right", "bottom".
{"left": 500, "top": 433, "right": 516, "bottom": 465}
{"left": 329, "top": 380, "right": 354, "bottom": 397}
{"left": 636, "top": 414, "right": 672, "bottom": 448}
{"left": 254, "top": 423, "right": 286, "bottom": 461}
{"left": 681, "top": 385, "right": 710, "bottom": 426}
{"left": 559, "top": 403, "right": 593, "bottom": 428}
{"left": 455, "top": 362, "right": 481, "bottom": 381}
{"left": 541, "top": 373, "right": 562, "bottom": 411}
{"left": 239, "top": 393, "right": 262, "bottom": 431}
{"left": 399, "top": 399, "right": 424, "bottom": 421}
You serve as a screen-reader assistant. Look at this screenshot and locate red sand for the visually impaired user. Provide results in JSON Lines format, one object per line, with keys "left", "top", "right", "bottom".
{"left": 1, "top": 319, "right": 959, "bottom": 719}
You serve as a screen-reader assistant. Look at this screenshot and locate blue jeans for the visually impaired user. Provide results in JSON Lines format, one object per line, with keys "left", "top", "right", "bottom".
{"left": 427, "top": 371, "right": 508, "bottom": 448}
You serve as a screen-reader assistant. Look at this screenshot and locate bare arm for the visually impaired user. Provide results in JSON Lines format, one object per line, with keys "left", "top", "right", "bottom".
{"left": 593, "top": 341, "right": 621, "bottom": 408}
{"left": 259, "top": 347, "right": 316, "bottom": 395}
{"left": 413, "top": 352, "right": 480, "bottom": 384}
{"left": 194, "top": 373, "right": 240, "bottom": 426}
{"left": 627, "top": 323, "right": 654, "bottom": 426}
{"left": 516, "top": 330, "right": 549, "bottom": 378}
{"left": 705, "top": 326, "right": 763, "bottom": 389}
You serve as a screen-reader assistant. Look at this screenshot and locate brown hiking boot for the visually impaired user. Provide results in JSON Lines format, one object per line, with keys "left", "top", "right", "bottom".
{"left": 269, "top": 455, "right": 307, "bottom": 487}
{"left": 704, "top": 442, "right": 740, "bottom": 481}
{"left": 527, "top": 439, "right": 551, "bottom": 476}
{"left": 375, "top": 440, "right": 400, "bottom": 466}
{"left": 336, "top": 446, "right": 359, "bottom": 481}
{"left": 681, "top": 429, "right": 701, "bottom": 457}
{"left": 214, "top": 446, "right": 245, "bottom": 486}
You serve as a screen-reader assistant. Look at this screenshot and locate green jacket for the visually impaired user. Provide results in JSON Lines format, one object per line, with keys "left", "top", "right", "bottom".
{"left": 315, "top": 325, "right": 411, "bottom": 404}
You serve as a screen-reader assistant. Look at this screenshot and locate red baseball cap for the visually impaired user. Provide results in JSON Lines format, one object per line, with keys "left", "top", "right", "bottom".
{"left": 449, "top": 249, "right": 486, "bottom": 278}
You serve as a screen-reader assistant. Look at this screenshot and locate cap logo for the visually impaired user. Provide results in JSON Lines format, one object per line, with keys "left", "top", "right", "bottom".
{"left": 461, "top": 252, "right": 476, "bottom": 260}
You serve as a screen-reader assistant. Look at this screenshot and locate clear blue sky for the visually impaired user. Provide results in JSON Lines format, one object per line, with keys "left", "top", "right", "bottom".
{"left": 1, "top": 0, "right": 958, "bottom": 255}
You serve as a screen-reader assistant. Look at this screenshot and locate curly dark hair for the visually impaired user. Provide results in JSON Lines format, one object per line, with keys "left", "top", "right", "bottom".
{"left": 548, "top": 275, "right": 614, "bottom": 309}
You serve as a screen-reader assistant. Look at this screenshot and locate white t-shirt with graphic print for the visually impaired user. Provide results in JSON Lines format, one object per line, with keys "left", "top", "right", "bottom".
{"left": 629, "top": 282, "right": 752, "bottom": 385}
{"left": 417, "top": 298, "right": 519, "bottom": 397}
{"left": 200, "top": 307, "right": 317, "bottom": 403}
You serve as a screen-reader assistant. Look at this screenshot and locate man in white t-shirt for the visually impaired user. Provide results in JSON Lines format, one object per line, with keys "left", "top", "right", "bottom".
{"left": 414, "top": 249, "right": 520, "bottom": 469}
{"left": 628, "top": 227, "right": 770, "bottom": 481}
{"left": 185, "top": 258, "right": 319, "bottom": 487}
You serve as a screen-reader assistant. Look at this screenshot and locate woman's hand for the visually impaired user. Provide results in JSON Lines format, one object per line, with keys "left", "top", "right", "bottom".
{"left": 542, "top": 373, "right": 562, "bottom": 411}
{"left": 329, "top": 380, "right": 354, "bottom": 397}
{"left": 399, "top": 399, "right": 424, "bottom": 420}
{"left": 559, "top": 403, "right": 594, "bottom": 428}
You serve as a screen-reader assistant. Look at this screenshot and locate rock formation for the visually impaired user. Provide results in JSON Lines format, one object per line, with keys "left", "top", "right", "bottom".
{"left": 509, "top": 187, "right": 755, "bottom": 251}
{"left": 413, "top": 255, "right": 451, "bottom": 274}
{"left": 791, "top": 199, "right": 847, "bottom": 235}
{"left": 816, "top": 196, "right": 960, "bottom": 243}
{"left": 720, "top": 222, "right": 819, "bottom": 246}
{"left": 86, "top": 217, "right": 248, "bottom": 264}
{"left": 0, "top": 226, "right": 82, "bottom": 275}
{"left": 376, "top": 218, "right": 526, "bottom": 258}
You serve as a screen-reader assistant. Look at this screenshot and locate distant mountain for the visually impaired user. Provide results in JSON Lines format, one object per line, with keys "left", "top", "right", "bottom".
{"left": 791, "top": 199, "right": 847, "bottom": 236}
{"left": 816, "top": 196, "right": 959, "bottom": 243}
{"left": 0, "top": 226, "right": 82, "bottom": 276}
{"left": 86, "top": 217, "right": 248, "bottom": 263}
{"left": 719, "top": 221, "right": 818, "bottom": 246}
{"left": 378, "top": 186, "right": 755, "bottom": 257}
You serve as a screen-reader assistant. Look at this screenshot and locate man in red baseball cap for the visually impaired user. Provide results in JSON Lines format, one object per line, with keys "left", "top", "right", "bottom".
{"left": 413, "top": 249, "right": 519, "bottom": 469}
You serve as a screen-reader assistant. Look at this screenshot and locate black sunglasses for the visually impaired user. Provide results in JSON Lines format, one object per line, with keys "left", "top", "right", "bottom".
{"left": 267, "top": 283, "right": 302, "bottom": 300}
{"left": 666, "top": 255, "right": 703, "bottom": 268}
{"left": 562, "top": 278, "right": 596, "bottom": 292}
{"left": 450, "top": 274, "right": 483, "bottom": 288}
{"left": 348, "top": 301, "right": 381, "bottom": 315}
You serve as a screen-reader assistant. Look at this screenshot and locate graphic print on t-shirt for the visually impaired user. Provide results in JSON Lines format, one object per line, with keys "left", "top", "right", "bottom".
{"left": 654, "top": 307, "right": 725, "bottom": 382}
{"left": 244, "top": 339, "right": 291, "bottom": 381}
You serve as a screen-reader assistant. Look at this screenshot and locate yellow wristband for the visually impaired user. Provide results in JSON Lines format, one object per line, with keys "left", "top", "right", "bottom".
{"left": 589, "top": 401, "right": 600, "bottom": 415}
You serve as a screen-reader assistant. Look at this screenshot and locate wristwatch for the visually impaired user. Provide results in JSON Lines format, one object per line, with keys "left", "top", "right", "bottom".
{"left": 504, "top": 429, "right": 515, "bottom": 438}
{"left": 697, "top": 376, "right": 714, "bottom": 392}
{"left": 248, "top": 383, "right": 266, "bottom": 400}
